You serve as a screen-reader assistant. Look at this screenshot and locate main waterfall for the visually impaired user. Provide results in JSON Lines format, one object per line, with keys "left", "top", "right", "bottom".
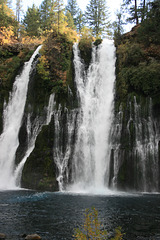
{"left": 67, "top": 40, "right": 116, "bottom": 193}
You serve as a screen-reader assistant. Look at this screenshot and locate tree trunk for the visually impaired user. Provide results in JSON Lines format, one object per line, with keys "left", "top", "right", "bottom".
{"left": 135, "top": 0, "right": 139, "bottom": 24}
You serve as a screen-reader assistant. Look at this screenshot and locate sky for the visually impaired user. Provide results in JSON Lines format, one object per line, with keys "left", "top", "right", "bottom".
{"left": 19, "top": 0, "right": 123, "bottom": 15}
{"left": 12, "top": 0, "right": 133, "bottom": 32}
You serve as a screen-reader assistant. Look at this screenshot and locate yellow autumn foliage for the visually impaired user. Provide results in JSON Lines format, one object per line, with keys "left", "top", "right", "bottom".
{"left": 0, "top": 26, "right": 15, "bottom": 45}
{"left": 0, "top": 4, "right": 15, "bottom": 18}
{"left": 37, "top": 55, "right": 50, "bottom": 80}
{"left": 21, "top": 36, "right": 45, "bottom": 46}
{"left": 73, "top": 208, "right": 124, "bottom": 240}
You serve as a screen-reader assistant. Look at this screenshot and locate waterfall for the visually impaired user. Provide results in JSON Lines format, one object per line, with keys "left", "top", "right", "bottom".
{"left": 110, "top": 97, "right": 160, "bottom": 192}
{"left": 53, "top": 107, "right": 78, "bottom": 191}
{"left": 13, "top": 93, "right": 55, "bottom": 188}
{"left": 0, "top": 46, "right": 41, "bottom": 190}
{"left": 68, "top": 39, "right": 116, "bottom": 193}
{"left": 134, "top": 97, "right": 159, "bottom": 191}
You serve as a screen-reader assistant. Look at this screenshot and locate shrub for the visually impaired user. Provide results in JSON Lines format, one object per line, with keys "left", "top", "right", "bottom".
{"left": 73, "top": 208, "right": 124, "bottom": 240}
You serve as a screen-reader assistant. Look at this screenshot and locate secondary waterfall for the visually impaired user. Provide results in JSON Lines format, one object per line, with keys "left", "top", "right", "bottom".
{"left": 68, "top": 40, "right": 116, "bottom": 193}
{"left": 0, "top": 45, "right": 49, "bottom": 190}
{"left": 13, "top": 93, "right": 55, "bottom": 188}
{"left": 109, "top": 96, "right": 160, "bottom": 192}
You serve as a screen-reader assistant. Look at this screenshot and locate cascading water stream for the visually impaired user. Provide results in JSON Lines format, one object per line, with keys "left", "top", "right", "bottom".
{"left": 13, "top": 93, "right": 55, "bottom": 187}
{"left": 109, "top": 96, "right": 160, "bottom": 192}
{"left": 68, "top": 39, "right": 116, "bottom": 193}
{"left": 0, "top": 46, "right": 41, "bottom": 189}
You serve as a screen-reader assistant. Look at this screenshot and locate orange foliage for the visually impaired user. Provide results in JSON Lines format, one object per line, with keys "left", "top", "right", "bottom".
{"left": 21, "top": 36, "right": 45, "bottom": 46}
{"left": 0, "top": 26, "right": 15, "bottom": 45}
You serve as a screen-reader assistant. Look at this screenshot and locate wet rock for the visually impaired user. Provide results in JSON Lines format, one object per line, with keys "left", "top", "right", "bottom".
{"left": 21, "top": 234, "right": 27, "bottom": 238}
{"left": 25, "top": 234, "right": 41, "bottom": 240}
{"left": 0, "top": 233, "right": 6, "bottom": 239}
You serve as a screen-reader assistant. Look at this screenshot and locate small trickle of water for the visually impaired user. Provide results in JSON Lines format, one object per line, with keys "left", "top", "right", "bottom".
{"left": 53, "top": 107, "right": 78, "bottom": 191}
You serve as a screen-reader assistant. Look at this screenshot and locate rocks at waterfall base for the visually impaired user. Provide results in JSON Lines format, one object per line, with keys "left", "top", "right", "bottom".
{"left": 0, "top": 233, "right": 42, "bottom": 239}
{"left": 0, "top": 233, "right": 6, "bottom": 239}
{"left": 25, "top": 234, "right": 41, "bottom": 240}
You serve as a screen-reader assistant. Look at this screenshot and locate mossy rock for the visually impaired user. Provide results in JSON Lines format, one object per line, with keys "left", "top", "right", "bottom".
{"left": 21, "top": 120, "right": 58, "bottom": 191}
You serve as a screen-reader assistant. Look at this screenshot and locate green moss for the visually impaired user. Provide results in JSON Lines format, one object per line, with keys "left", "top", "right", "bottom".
{"left": 94, "top": 38, "right": 102, "bottom": 46}
{"left": 35, "top": 30, "right": 77, "bottom": 108}
{"left": 22, "top": 123, "right": 58, "bottom": 191}
{"left": 79, "top": 38, "right": 92, "bottom": 68}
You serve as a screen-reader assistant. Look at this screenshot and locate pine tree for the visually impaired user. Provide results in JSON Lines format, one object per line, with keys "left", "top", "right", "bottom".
{"left": 16, "top": 0, "right": 22, "bottom": 22}
{"left": 76, "top": 9, "right": 85, "bottom": 33}
{"left": 23, "top": 4, "right": 41, "bottom": 36}
{"left": 85, "top": 0, "right": 110, "bottom": 38}
{"left": 123, "top": 0, "right": 149, "bottom": 24}
{"left": 54, "top": 0, "right": 64, "bottom": 34}
{"left": 0, "top": 0, "right": 17, "bottom": 28}
{"left": 40, "top": 0, "right": 52, "bottom": 31}
{"left": 113, "top": 11, "right": 124, "bottom": 44}
{"left": 66, "top": 0, "right": 78, "bottom": 25}
{"left": 40, "top": 0, "right": 64, "bottom": 33}
{"left": 66, "top": 10, "right": 75, "bottom": 29}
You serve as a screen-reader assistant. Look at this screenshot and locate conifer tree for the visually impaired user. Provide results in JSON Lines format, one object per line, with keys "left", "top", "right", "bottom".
{"left": 66, "top": 10, "right": 75, "bottom": 29}
{"left": 0, "top": 0, "right": 17, "bottom": 28}
{"left": 76, "top": 9, "right": 85, "bottom": 33}
{"left": 85, "top": 0, "right": 110, "bottom": 38}
{"left": 123, "top": 0, "right": 149, "bottom": 24}
{"left": 23, "top": 4, "right": 41, "bottom": 36}
{"left": 66, "top": 0, "right": 78, "bottom": 25}
{"left": 16, "top": 0, "right": 22, "bottom": 22}
{"left": 40, "top": 0, "right": 52, "bottom": 31}
{"left": 54, "top": 0, "right": 64, "bottom": 34}
{"left": 113, "top": 11, "right": 124, "bottom": 44}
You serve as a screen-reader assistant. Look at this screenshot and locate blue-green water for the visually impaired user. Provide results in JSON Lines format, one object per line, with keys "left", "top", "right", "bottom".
{"left": 0, "top": 190, "right": 160, "bottom": 239}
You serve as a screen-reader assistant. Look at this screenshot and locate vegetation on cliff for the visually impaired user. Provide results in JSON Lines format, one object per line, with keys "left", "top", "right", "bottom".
{"left": 115, "top": 0, "right": 160, "bottom": 110}
{"left": 1, "top": 0, "right": 160, "bottom": 192}
{"left": 36, "top": 25, "right": 78, "bottom": 106}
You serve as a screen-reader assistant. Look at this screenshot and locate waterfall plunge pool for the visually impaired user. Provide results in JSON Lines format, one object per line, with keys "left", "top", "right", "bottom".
{"left": 0, "top": 190, "right": 160, "bottom": 239}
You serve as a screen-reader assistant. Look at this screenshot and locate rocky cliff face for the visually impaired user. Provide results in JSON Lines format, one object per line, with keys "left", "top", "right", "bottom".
{"left": 1, "top": 24, "right": 160, "bottom": 192}
{"left": 20, "top": 31, "right": 78, "bottom": 191}
{"left": 109, "top": 25, "right": 160, "bottom": 192}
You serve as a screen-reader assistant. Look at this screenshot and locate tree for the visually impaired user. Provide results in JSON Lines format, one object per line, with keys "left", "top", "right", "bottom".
{"left": 66, "top": 10, "right": 75, "bottom": 29}
{"left": 66, "top": 0, "right": 78, "bottom": 25}
{"left": 113, "top": 11, "right": 124, "bottom": 44}
{"left": 40, "top": 0, "right": 65, "bottom": 33}
{"left": 85, "top": 0, "right": 110, "bottom": 38}
{"left": 137, "top": 0, "right": 160, "bottom": 44}
{"left": 123, "top": 0, "right": 150, "bottom": 24}
{"left": 73, "top": 208, "right": 123, "bottom": 240}
{"left": 0, "top": 1, "right": 17, "bottom": 29}
{"left": 23, "top": 4, "right": 41, "bottom": 36}
{"left": 54, "top": 0, "right": 64, "bottom": 34}
{"left": 40, "top": 0, "right": 52, "bottom": 31}
{"left": 76, "top": 9, "right": 85, "bottom": 33}
{"left": 16, "top": 0, "right": 22, "bottom": 23}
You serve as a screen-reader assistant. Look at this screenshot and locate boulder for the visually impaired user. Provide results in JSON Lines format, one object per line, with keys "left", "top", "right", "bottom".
{"left": 0, "top": 233, "right": 6, "bottom": 239}
{"left": 25, "top": 234, "right": 41, "bottom": 240}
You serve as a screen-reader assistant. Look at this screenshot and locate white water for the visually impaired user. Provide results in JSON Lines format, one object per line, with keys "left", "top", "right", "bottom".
{"left": 13, "top": 93, "right": 55, "bottom": 188}
{"left": 69, "top": 39, "right": 116, "bottom": 193}
{"left": 110, "top": 97, "right": 160, "bottom": 192}
{"left": 134, "top": 97, "right": 159, "bottom": 191}
{"left": 0, "top": 46, "right": 41, "bottom": 190}
{"left": 53, "top": 107, "right": 78, "bottom": 191}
